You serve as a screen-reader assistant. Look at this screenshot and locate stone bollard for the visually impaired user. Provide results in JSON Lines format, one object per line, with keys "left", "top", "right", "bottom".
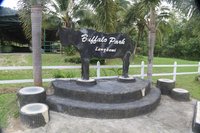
{"left": 20, "top": 103, "right": 49, "bottom": 128}
{"left": 17, "top": 86, "right": 46, "bottom": 107}
{"left": 156, "top": 79, "right": 175, "bottom": 95}
{"left": 171, "top": 88, "right": 190, "bottom": 101}
{"left": 192, "top": 101, "right": 200, "bottom": 133}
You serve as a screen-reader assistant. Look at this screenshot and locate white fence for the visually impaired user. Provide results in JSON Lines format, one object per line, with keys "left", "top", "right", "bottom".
{"left": 0, "top": 61, "right": 200, "bottom": 84}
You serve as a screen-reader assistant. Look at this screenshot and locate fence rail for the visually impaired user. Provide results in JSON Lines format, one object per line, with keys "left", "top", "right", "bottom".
{"left": 0, "top": 61, "right": 199, "bottom": 84}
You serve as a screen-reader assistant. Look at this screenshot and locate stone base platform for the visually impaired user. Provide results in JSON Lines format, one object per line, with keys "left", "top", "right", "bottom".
{"left": 46, "top": 78, "right": 161, "bottom": 119}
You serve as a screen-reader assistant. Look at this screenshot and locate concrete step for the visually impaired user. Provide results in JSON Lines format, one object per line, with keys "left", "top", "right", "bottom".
{"left": 52, "top": 78, "right": 151, "bottom": 103}
{"left": 46, "top": 87, "right": 161, "bottom": 119}
{"left": 192, "top": 101, "right": 200, "bottom": 133}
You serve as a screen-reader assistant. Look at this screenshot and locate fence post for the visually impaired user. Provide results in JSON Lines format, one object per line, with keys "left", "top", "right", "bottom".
{"left": 97, "top": 61, "right": 100, "bottom": 78}
{"left": 141, "top": 61, "right": 145, "bottom": 79}
{"left": 173, "top": 61, "right": 177, "bottom": 81}
{"left": 198, "top": 62, "right": 200, "bottom": 75}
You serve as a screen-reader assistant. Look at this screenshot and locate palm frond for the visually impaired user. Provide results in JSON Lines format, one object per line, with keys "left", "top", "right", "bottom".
{"left": 167, "top": 0, "right": 197, "bottom": 17}
{"left": 82, "top": 0, "right": 118, "bottom": 33}
{"left": 54, "top": 0, "right": 70, "bottom": 11}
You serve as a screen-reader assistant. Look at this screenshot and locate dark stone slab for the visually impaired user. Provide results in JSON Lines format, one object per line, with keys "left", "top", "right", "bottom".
{"left": 171, "top": 88, "right": 190, "bottom": 101}
{"left": 46, "top": 87, "right": 161, "bottom": 119}
{"left": 192, "top": 101, "right": 200, "bottom": 133}
{"left": 156, "top": 79, "right": 175, "bottom": 95}
{"left": 52, "top": 78, "right": 150, "bottom": 103}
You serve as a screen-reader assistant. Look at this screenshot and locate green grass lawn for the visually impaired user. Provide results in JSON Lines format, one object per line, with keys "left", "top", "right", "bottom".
{"left": 0, "top": 53, "right": 200, "bottom": 128}
{"left": 0, "top": 93, "right": 18, "bottom": 128}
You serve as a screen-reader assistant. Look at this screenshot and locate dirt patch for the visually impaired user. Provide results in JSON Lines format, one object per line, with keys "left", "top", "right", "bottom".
{"left": 4, "top": 118, "right": 27, "bottom": 133}
{"left": 0, "top": 54, "right": 28, "bottom": 66}
{"left": 0, "top": 88, "right": 19, "bottom": 94}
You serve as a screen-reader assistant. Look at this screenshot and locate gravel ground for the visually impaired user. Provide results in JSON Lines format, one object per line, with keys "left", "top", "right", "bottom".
{"left": 5, "top": 95, "right": 196, "bottom": 133}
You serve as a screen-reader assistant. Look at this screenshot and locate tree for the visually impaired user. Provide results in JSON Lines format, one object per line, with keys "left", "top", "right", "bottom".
{"left": 82, "top": 0, "right": 118, "bottom": 33}
{"left": 18, "top": 0, "right": 50, "bottom": 39}
{"left": 146, "top": 0, "right": 173, "bottom": 84}
{"left": 81, "top": 0, "right": 173, "bottom": 84}
{"left": 46, "top": 0, "right": 75, "bottom": 28}
{"left": 147, "top": 4, "right": 156, "bottom": 84}
{"left": 158, "top": 0, "right": 200, "bottom": 60}
{"left": 18, "top": 0, "right": 45, "bottom": 86}
{"left": 18, "top": 0, "right": 32, "bottom": 40}
{"left": 31, "top": 0, "right": 43, "bottom": 86}
{"left": 124, "top": 2, "right": 147, "bottom": 55}
{"left": 73, "top": 8, "right": 97, "bottom": 29}
{"left": 125, "top": 0, "right": 173, "bottom": 84}
{"left": 168, "top": 0, "right": 196, "bottom": 17}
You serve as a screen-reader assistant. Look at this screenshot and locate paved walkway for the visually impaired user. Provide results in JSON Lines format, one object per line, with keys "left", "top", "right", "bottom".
{"left": 5, "top": 96, "right": 195, "bottom": 133}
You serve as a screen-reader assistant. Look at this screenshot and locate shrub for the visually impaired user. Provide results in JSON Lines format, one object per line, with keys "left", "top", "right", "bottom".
{"left": 64, "top": 57, "right": 81, "bottom": 64}
{"left": 53, "top": 70, "right": 75, "bottom": 78}
{"left": 1, "top": 45, "right": 13, "bottom": 53}
{"left": 64, "top": 57, "right": 106, "bottom": 65}
{"left": 64, "top": 45, "right": 76, "bottom": 56}
{"left": 53, "top": 70, "right": 65, "bottom": 78}
{"left": 90, "top": 58, "right": 106, "bottom": 65}
{"left": 108, "top": 68, "right": 122, "bottom": 76}
{"left": 65, "top": 57, "right": 106, "bottom": 65}
{"left": 64, "top": 71, "right": 75, "bottom": 78}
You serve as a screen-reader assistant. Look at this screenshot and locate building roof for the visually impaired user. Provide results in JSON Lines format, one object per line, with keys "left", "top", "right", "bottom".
{"left": 0, "top": 7, "right": 29, "bottom": 44}
{"left": 0, "top": 7, "right": 58, "bottom": 44}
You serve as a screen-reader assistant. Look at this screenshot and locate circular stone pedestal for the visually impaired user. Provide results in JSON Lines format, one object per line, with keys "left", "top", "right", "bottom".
{"left": 76, "top": 79, "right": 97, "bottom": 86}
{"left": 47, "top": 78, "right": 161, "bottom": 119}
{"left": 20, "top": 103, "right": 49, "bottom": 128}
{"left": 117, "top": 76, "right": 136, "bottom": 83}
{"left": 156, "top": 79, "right": 175, "bottom": 95}
{"left": 171, "top": 88, "right": 190, "bottom": 101}
{"left": 18, "top": 87, "right": 46, "bottom": 107}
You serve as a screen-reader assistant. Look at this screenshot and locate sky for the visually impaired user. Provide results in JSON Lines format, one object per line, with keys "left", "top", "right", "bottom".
{"left": 1, "top": 0, "right": 19, "bottom": 9}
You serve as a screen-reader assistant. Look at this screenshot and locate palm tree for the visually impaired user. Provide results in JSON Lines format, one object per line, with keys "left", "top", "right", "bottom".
{"left": 18, "top": 0, "right": 32, "bottom": 40}
{"left": 124, "top": 2, "right": 147, "bottom": 55}
{"left": 168, "top": 0, "right": 196, "bottom": 17}
{"left": 76, "top": 0, "right": 131, "bottom": 34}
{"left": 147, "top": 3, "right": 157, "bottom": 84}
{"left": 143, "top": 0, "right": 169, "bottom": 84}
{"left": 46, "top": 0, "right": 74, "bottom": 28}
{"left": 73, "top": 8, "right": 97, "bottom": 29}
{"left": 30, "top": 0, "right": 43, "bottom": 86}
{"left": 18, "top": 0, "right": 44, "bottom": 86}
{"left": 125, "top": 0, "right": 174, "bottom": 84}
{"left": 81, "top": 0, "right": 172, "bottom": 84}
{"left": 115, "top": 0, "right": 131, "bottom": 10}
{"left": 82, "top": 0, "right": 118, "bottom": 33}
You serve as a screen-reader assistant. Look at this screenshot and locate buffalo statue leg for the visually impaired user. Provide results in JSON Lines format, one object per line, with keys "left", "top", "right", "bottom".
{"left": 81, "top": 58, "right": 90, "bottom": 80}
{"left": 122, "top": 51, "right": 131, "bottom": 78}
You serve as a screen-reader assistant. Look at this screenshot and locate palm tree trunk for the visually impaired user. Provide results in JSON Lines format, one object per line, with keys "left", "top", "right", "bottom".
{"left": 31, "top": 5, "right": 42, "bottom": 86}
{"left": 133, "top": 28, "right": 143, "bottom": 55}
{"left": 133, "top": 31, "right": 140, "bottom": 55}
{"left": 147, "top": 6, "right": 156, "bottom": 85}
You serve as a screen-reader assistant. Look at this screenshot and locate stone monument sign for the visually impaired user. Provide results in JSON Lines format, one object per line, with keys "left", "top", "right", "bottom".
{"left": 57, "top": 27, "right": 135, "bottom": 81}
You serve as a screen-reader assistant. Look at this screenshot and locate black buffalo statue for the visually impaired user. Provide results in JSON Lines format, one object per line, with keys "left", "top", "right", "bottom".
{"left": 57, "top": 27, "right": 135, "bottom": 80}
